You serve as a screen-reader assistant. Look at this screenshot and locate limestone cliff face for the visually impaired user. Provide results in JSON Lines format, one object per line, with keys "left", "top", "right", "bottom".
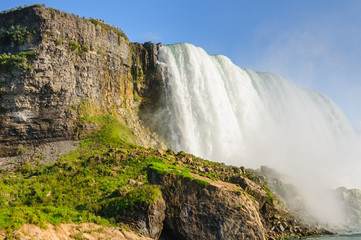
{"left": 0, "top": 5, "right": 163, "bottom": 156}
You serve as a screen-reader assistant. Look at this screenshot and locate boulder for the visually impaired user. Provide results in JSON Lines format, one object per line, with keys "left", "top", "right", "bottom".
{"left": 230, "top": 175, "right": 268, "bottom": 209}
{"left": 148, "top": 167, "right": 265, "bottom": 240}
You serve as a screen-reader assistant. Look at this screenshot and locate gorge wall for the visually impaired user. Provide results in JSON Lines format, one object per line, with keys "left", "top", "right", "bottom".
{"left": 0, "top": 5, "right": 163, "bottom": 157}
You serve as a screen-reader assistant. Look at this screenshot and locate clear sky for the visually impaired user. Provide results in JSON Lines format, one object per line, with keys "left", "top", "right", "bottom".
{"left": 2, "top": 0, "right": 361, "bottom": 129}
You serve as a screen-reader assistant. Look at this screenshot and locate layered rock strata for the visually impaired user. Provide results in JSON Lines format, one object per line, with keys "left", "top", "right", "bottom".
{"left": 0, "top": 5, "right": 162, "bottom": 156}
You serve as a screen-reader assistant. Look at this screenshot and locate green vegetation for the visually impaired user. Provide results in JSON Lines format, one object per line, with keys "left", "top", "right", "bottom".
{"left": 0, "top": 50, "right": 37, "bottom": 71}
{"left": 68, "top": 40, "right": 91, "bottom": 55}
{"left": 89, "top": 18, "right": 129, "bottom": 42}
{"left": 56, "top": 39, "right": 63, "bottom": 45}
{"left": 79, "top": 115, "right": 136, "bottom": 145}
{"left": 0, "top": 101, "right": 278, "bottom": 237}
{"left": 0, "top": 25, "right": 33, "bottom": 45}
{"left": 81, "top": 44, "right": 90, "bottom": 53}
{"left": 70, "top": 233, "right": 87, "bottom": 240}
{"left": 69, "top": 40, "right": 80, "bottom": 51}
{"left": 148, "top": 162, "right": 210, "bottom": 186}
{"left": 264, "top": 186, "right": 275, "bottom": 204}
{"left": 0, "top": 4, "right": 45, "bottom": 15}
{"left": 101, "top": 185, "right": 161, "bottom": 220}
{"left": 0, "top": 115, "right": 165, "bottom": 233}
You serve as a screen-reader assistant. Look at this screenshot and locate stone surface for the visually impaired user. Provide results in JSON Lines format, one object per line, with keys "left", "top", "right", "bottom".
{"left": 0, "top": 223, "right": 153, "bottom": 240}
{"left": 148, "top": 168, "right": 266, "bottom": 240}
{"left": 135, "top": 197, "right": 166, "bottom": 239}
{"left": 0, "top": 5, "right": 163, "bottom": 157}
{"left": 230, "top": 175, "right": 268, "bottom": 209}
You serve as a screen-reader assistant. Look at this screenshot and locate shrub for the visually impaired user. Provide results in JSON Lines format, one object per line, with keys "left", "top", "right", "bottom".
{"left": 0, "top": 25, "right": 33, "bottom": 45}
{"left": 0, "top": 50, "right": 37, "bottom": 71}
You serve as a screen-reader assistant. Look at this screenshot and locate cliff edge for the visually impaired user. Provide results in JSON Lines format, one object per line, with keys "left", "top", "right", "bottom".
{"left": 0, "top": 5, "right": 163, "bottom": 157}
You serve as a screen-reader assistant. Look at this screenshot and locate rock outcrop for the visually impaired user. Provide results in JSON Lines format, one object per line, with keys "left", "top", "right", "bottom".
{"left": 0, "top": 5, "right": 163, "bottom": 157}
{"left": 148, "top": 166, "right": 266, "bottom": 240}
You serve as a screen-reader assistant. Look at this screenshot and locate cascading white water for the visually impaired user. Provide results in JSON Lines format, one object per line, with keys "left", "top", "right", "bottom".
{"left": 156, "top": 43, "right": 361, "bottom": 226}
{"left": 157, "top": 43, "right": 352, "bottom": 165}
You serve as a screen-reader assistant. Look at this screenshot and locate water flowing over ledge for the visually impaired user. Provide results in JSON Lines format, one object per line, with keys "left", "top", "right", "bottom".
{"left": 155, "top": 43, "right": 361, "bottom": 227}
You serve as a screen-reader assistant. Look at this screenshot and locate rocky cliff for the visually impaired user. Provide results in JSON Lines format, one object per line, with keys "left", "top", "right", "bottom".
{"left": 0, "top": 5, "right": 162, "bottom": 157}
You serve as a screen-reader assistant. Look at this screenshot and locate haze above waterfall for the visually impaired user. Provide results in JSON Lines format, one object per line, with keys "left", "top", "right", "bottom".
{"left": 155, "top": 43, "right": 361, "bottom": 225}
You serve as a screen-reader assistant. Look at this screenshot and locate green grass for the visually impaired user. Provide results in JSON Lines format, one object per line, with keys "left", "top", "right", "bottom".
{"left": 0, "top": 111, "right": 274, "bottom": 236}
{"left": 100, "top": 185, "right": 162, "bottom": 221}
{"left": 79, "top": 115, "right": 136, "bottom": 146}
{"left": 148, "top": 162, "right": 210, "bottom": 186}
{"left": 0, "top": 115, "right": 165, "bottom": 233}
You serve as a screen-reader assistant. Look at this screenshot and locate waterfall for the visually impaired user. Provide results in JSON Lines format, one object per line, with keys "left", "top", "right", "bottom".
{"left": 157, "top": 43, "right": 353, "bottom": 170}
{"left": 155, "top": 43, "right": 361, "bottom": 225}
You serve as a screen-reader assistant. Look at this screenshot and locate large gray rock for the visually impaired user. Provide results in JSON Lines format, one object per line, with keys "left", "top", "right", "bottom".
{"left": 136, "top": 197, "right": 166, "bottom": 239}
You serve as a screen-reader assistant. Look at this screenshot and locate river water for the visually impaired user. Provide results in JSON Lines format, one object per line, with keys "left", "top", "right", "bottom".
{"left": 304, "top": 233, "right": 361, "bottom": 239}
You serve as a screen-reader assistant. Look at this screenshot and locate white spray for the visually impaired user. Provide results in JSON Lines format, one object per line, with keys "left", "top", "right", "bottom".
{"left": 156, "top": 43, "right": 361, "bottom": 227}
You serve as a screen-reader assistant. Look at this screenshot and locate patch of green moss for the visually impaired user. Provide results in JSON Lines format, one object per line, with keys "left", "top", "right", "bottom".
{"left": 148, "top": 162, "right": 210, "bottom": 186}
{"left": 69, "top": 40, "right": 80, "bottom": 51}
{"left": 81, "top": 115, "right": 136, "bottom": 146}
{"left": 81, "top": 44, "right": 90, "bottom": 53}
{"left": 264, "top": 186, "right": 274, "bottom": 203}
{"left": 68, "top": 41, "right": 91, "bottom": 55}
{"left": 101, "top": 185, "right": 161, "bottom": 218}
{"left": 56, "top": 39, "right": 63, "bottom": 45}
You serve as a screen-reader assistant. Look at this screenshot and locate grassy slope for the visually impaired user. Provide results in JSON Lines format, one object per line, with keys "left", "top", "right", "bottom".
{"left": 0, "top": 115, "right": 276, "bottom": 236}
{"left": 0, "top": 115, "right": 162, "bottom": 232}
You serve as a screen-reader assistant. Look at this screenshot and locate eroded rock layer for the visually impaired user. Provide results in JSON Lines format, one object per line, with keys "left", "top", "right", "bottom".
{"left": 0, "top": 5, "right": 162, "bottom": 156}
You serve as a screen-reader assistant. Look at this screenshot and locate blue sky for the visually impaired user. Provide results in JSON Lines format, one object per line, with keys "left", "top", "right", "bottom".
{"left": 2, "top": 0, "right": 361, "bottom": 129}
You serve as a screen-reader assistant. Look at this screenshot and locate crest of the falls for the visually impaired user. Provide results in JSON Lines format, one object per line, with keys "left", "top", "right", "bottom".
{"left": 157, "top": 43, "right": 353, "bottom": 175}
